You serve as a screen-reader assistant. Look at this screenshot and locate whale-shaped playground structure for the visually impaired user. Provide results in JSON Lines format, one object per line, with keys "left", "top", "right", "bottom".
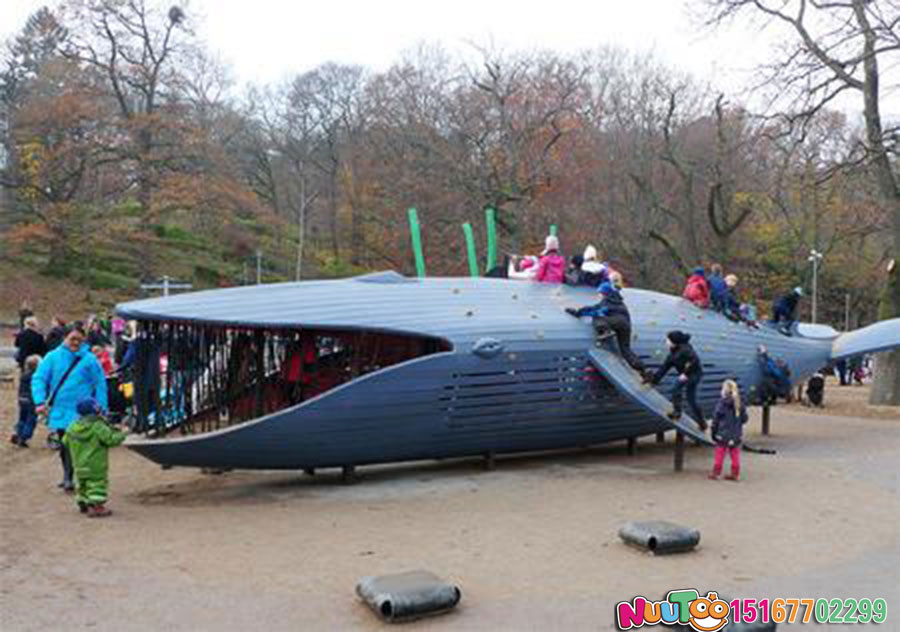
{"left": 116, "top": 273, "right": 900, "bottom": 471}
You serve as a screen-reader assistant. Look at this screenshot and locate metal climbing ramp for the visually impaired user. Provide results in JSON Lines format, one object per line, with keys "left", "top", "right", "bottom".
{"left": 587, "top": 348, "right": 713, "bottom": 446}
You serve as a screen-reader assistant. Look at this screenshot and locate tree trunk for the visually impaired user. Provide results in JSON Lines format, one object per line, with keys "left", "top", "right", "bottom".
{"left": 870, "top": 259, "right": 900, "bottom": 405}
{"left": 849, "top": 0, "right": 900, "bottom": 406}
{"left": 870, "top": 350, "right": 900, "bottom": 405}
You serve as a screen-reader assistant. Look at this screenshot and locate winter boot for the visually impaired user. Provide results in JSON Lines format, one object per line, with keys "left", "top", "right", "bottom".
{"left": 78, "top": 501, "right": 89, "bottom": 514}
{"left": 88, "top": 504, "right": 112, "bottom": 518}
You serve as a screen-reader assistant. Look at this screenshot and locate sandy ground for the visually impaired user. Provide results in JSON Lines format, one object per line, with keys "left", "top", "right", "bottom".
{"left": 1, "top": 374, "right": 898, "bottom": 631}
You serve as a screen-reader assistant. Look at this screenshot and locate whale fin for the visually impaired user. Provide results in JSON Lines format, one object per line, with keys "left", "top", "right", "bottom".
{"left": 831, "top": 318, "right": 900, "bottom": 362}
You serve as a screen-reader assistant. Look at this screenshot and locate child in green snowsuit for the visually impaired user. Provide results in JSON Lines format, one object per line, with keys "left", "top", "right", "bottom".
{"left": 63, "top": 397, "right": 127, "bottom": 517}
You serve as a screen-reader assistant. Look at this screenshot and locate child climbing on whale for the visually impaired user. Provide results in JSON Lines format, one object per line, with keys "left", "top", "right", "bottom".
{"left": 647, "top": 330, "right": 707, "bottom": 430}
{"left": 565, "top": 282, "right": 649, "bottom": 378}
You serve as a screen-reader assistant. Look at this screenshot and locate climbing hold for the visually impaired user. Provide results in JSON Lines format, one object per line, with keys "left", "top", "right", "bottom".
{"left": 535, "top": 330, "right": 545, "bottom": 340}
{"left": 465, "top": 310, "right": 474, "bottom": 317}
{"left": 619, "top": 521, "right": 700, "bottom": 555}
{"left": 511, "top": 293, "right": 518, "bottom": 300}
{"left": 452, "top": 288, "right": 460, "bottom": 294}
{"left": 530, "top": 312, "right": 539, "bottom": 319}
{"left": 356, "top": 570, "right": 461, "bottom": 623}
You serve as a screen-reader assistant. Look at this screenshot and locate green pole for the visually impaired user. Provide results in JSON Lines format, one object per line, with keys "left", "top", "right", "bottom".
{"left": 549, "top": 224, "right": 558, "bottom": 237}
{"left": 408, "top": 207, "right": 426, "bottom": 278}
{"left": 485, "top": 207, "right": 497, "bottom": 273}
{"left": 462, "top": 223, "right": 479, "bottom": 277}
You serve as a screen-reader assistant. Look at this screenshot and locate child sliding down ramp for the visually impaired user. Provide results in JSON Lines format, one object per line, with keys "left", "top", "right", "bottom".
{"left": 587, "top": 348, "right": 712, "bottom": 445}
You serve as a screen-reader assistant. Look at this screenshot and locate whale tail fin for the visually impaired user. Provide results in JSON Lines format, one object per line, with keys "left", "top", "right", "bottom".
{"left": 831, "top": 318, "right": 900, "bottom": 362}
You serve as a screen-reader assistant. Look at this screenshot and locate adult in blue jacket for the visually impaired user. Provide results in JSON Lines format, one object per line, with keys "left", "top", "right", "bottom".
{"left": 32, "top": 326, "right": 108, "bottom": 491}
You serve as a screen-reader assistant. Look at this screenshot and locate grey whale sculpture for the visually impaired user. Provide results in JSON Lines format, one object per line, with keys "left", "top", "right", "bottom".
{"left": 116, "top": 272, "right": 900, "bottom": 471}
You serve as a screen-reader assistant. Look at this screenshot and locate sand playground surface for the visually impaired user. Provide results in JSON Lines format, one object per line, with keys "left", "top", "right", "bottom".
{"left": 1, "top": 376, "right": 898, "bottom": 631}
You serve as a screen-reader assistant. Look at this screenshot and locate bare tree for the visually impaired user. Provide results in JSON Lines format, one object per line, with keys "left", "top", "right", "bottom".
{"left": 60, "top": 0, "right": 190, "bottom": 217}
{"left": 451, "top": 48, "right": 587, "bottom": 250}
{"left": 703, "top": 0, "right": 900, "bottom": 404}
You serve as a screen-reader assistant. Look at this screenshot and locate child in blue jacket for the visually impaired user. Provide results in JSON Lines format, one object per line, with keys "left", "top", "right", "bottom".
{"left": 565, "top": 282, "right": 648, "bottom": 376}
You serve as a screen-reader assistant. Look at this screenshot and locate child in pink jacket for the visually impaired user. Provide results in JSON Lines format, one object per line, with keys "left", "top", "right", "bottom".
{"left": 536, "top": 235, "right": 565, "bottom": 283}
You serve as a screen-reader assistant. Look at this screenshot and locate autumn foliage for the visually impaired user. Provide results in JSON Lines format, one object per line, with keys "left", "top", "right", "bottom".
{"left": 0, "top": 4, "right": 894, "bottom": 328}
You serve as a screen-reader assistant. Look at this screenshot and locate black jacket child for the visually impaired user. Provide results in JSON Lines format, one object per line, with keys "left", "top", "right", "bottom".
{"left": 18, "top": 368, "right": 35, "bottom": 403}
{"left": 711, "top": 395, "right": 748, "bottom": 446}
{"left": 651, "top": 331, "right": 702, "bottom": 383}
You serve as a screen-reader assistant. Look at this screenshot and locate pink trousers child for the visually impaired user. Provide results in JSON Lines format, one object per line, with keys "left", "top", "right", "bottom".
{"left": 712, "top": 445, "right": 740, "bottom": 478}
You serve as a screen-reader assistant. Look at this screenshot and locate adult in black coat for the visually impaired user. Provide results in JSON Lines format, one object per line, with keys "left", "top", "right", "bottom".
{"left": 650, "top": 330, "right": 706, "bottom": 429}
{"left": 45, "top": 316, "right": 67, "bottom": 351}
{"left": 14, "top": 316, "right": 47, "bottom": 369}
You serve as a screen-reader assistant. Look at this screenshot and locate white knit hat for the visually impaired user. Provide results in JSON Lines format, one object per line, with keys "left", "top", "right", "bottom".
{"left": 541, "top": 235, "right": 560, "bottom": 255}
{"left": 583, "top": 245, "right": 597, "bottom": 261}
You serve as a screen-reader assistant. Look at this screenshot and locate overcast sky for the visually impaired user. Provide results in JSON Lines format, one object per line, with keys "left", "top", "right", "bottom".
{"left": 2, "top": 0, "right": 777, "bottom": 92}
{"left": 3, "top": 0, "right": 897, "bottom": 118}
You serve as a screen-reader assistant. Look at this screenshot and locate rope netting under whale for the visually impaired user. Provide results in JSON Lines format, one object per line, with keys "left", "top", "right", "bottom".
{"left": 130, "top": 321, "right": 450, "bottom": 437}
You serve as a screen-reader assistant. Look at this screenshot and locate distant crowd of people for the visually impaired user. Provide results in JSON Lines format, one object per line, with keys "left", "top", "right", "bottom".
{"left": 11, "top": 301, "right": 132, "bottom": 517}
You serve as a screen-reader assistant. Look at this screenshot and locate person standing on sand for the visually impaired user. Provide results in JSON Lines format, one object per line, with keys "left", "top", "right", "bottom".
{"left": 709, "top": 379, "right": 748, "bottom": 481}
{"left": 17, "top": 300, "right": 33, "bottom": 329}
{"left": 63, "top": 397, "right": 127, "bottom": 517}
{"left": 45, "top": 316, "right": 67, "bottom": 351}
{"left": 14, "top": 316, "right": 46, "bottom": 369}
{"left": 10, "top": 355, "right": 41, "bottom": 447}
{"left": 32, "top": 326, "right": 108, "bottom": 492}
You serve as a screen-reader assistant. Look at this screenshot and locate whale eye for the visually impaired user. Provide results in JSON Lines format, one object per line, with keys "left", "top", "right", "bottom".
{"left": 472, "top": 337, "right": 504, "bottom": 359}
